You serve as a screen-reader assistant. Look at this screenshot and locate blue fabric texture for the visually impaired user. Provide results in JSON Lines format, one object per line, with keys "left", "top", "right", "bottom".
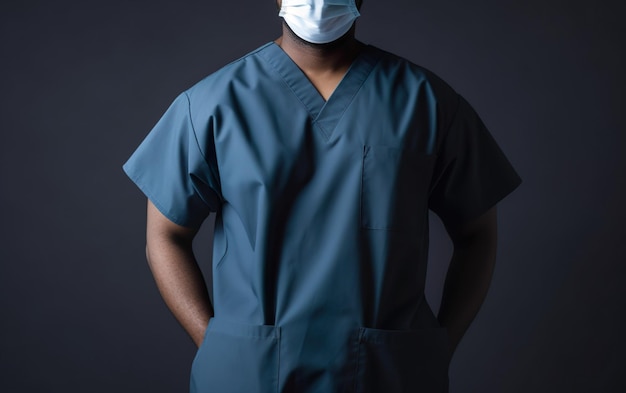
{"left": 123, "top": 42, "right": 521, "bottom": 393}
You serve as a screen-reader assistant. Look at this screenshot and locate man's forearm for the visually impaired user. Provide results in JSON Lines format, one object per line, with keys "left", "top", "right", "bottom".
{"left": 146, "top": 236, "right": 214, "bottom": 347}
{"left": 437, "top": 208, "right": 498, "bottom": 357}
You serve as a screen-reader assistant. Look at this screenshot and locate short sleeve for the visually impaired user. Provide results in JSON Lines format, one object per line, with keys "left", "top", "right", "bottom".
{"left": 122, "top": 93, "right": 221, "bottom": 228}
{"left": 428, "top": 94, "right": 522, "bottom": 225}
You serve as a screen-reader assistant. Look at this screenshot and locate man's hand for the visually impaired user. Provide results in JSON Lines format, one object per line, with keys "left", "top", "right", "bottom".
{"left": 146, "top": 199, "right": 214, "bottom": 347}
{"left": 437, "top": 206, "right": 498, "bottom": 358}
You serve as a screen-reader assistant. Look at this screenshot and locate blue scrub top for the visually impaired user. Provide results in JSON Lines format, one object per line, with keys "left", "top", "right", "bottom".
{"left": 123, "top": 42, "right": 521, "bottom": 393}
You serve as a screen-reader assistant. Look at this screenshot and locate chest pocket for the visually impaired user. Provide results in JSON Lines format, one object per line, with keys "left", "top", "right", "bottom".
{"left": 361, "top": 145, "right": 435, "bottom": 231}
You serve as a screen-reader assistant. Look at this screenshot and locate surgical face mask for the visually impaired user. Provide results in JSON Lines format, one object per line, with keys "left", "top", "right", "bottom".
{"left": 279, "top": 0, "right": 360, "bottom": 44}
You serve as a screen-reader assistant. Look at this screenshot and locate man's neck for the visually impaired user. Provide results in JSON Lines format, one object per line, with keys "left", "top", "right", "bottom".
{"left": 274, "top": 23, "right": 363, "bottom": 75}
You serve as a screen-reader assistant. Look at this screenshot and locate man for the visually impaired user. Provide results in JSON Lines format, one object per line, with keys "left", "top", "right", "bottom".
{"left": 123, "top": 1, "right": 521, "bottom": 392}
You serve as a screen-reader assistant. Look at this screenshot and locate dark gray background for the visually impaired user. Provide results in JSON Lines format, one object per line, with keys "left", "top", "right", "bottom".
{"left": 1, "top": 0, "right": 624, "bottom": 392}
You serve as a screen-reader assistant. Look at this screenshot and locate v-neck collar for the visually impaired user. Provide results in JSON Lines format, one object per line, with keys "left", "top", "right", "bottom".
{"left": 258, "top": 42, "right": 380, "bottom": 141}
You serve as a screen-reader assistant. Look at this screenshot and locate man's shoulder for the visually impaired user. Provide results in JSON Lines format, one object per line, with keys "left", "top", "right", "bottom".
{"left": 371, "top": 45, "right": 457, "bottom": 97}
{"left": 184, "top": 42, "right": 274, "bottom": 99}
{"left": 369, "top": 45, "right": 460, "bottom": 118}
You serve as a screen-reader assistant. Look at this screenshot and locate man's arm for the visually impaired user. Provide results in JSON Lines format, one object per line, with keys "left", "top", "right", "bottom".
{"left": 437, "top": 206, "right": 498, "bottom": 357}
{"left": 145, "top": 199, "right": 214, "bottom": 348}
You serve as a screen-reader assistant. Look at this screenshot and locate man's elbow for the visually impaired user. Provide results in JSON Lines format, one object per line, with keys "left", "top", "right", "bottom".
{"left": 448, "top": 206, "right": 498, "bottom": 251}
{"left": 145, "top": 243, "right": 152, "bottom": 265}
